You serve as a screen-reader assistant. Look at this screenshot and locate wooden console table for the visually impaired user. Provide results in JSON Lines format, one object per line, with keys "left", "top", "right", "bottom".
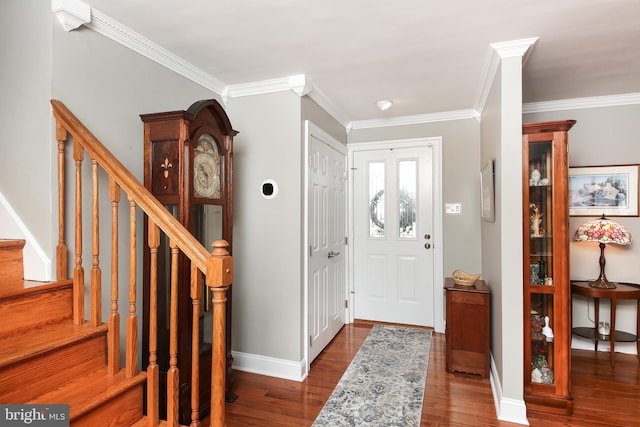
{"left": 445, "top": 277, "right": 490, "bottom": 378}
{"left": 571, "top": 281, "right": 640, "bottom": 368}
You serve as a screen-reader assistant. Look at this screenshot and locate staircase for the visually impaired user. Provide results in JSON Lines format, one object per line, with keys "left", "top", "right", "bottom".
{"left": 0, "top": 98, "right": 234, "bottom": 427}
{"left": 0, "top": 239, "right": 147, "bottom": 426}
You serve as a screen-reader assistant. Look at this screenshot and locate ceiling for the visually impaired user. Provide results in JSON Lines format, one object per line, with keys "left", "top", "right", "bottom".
{"left": 81, "top": 0, "right": 640, "bottom": 126}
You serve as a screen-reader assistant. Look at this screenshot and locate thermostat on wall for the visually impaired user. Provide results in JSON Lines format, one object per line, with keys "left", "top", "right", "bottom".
{"left": 261, "top": 179, "right": 278, "bottom": 199}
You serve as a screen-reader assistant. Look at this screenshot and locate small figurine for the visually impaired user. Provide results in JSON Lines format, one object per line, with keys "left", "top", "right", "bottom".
{"left": 530, "top": 168, "right": 541, "bottom": 185}
{"left": 542, "top": 315, "right": 554, "bottom": 342}
{"left": 529, "top": 203, "right": 543, "bottom": 237}
{"left": 598, "top": 321, "right": 611, "bottom": 336}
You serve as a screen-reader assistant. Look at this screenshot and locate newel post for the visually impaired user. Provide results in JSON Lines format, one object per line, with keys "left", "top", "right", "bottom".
{"left": 206, "top": 240, "right": 233, "bottom": 427}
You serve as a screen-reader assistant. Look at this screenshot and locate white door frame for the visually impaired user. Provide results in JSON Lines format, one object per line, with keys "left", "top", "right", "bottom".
{"left": 348, "top": 137, "right": 444, "bottom": 333}
{"left": 303, "top": 120, "right": 349, "bottom": 376}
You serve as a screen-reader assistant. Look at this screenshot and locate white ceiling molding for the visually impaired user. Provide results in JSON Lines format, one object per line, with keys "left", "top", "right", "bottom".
{"left": 68, "top": 8, "right": 632, "bottom": 133}
{"left": 289, "top": 75, "right": 313, "bottom": 97}
{"left": 51, "top": 0, "right": 91, "bottom": 31}
{"left": 474, "top": 37, "right": 539, "bottom": 115}
{"left": 84, "top": 7, "right": 226, "bottom": 94}
{"left": 490, "top": 37, "right": 539, "bottom": 60}
{"left": 523, "top": 92, "right": 640, "bottom": 114}
{"left": 59, "top": 3, "right": 350, "bottom": 125}
{"left": 224, "top": 74, "right": 312, "bottom": 100}
{"left": 473, "top": 45, "right": 500, "bottom": 118}
{"left": 306, "top": 86, "right": 350, "bottom": 128}
{"left": 349, "top": 109, "right": 478, "bottom": 131}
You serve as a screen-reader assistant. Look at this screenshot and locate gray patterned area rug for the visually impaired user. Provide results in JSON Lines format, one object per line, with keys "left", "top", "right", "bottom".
{"left": 312, "top": 325, "right": 432, "bottom": 427}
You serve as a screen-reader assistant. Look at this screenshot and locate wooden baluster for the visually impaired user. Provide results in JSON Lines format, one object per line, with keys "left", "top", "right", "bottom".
{"left": 73, "top": 139, "right": 85, "bottom": 325}
{"left": 90, "top": 158, "right": 102, "bottom": 327}
{"left": 207, "top": 240, "right": 233, "bottom": 427}
{"left": 147, "top": 219, "right": 160, "bottom": 426}
{"left": 108, "top": 178, "right": 121, "bottom": 375}
{"left": 167, "top": 239, "right": 180, "bottom": 426}
{"left": 190, "top": 262, "right": 203, "bottom": 427}
{"left": 55, "top": 122, "right": 68, "bottom": 280}
{"left": 126, "top": 197, "right": 139, "bottom": 378}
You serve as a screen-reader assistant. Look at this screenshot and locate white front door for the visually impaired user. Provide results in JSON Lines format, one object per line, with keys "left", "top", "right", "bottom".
{"left": 307, "top": 124, "right": 347, "bottom": 363}
{"left": 352, "top": 144, "right": 434, "bottom": 326}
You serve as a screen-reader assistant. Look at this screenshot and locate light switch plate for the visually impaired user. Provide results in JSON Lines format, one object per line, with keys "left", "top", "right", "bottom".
{"left": 445, "top": 203, "right": 462, "bottom": 215}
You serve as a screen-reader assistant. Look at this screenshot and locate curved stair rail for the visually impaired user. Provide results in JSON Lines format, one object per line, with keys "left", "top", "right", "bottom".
{"left": 51, "top": 99, "right": 232, "bottom": 427}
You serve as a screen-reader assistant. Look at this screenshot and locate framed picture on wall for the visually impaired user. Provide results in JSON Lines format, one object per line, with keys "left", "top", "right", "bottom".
{"left": 481, "top": 160, "right": 495, "bottom": 221}
{"left": 569, "top": 164, "right": 639, "bottom": 216}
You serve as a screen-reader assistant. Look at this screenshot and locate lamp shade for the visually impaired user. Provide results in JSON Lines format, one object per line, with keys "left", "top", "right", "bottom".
{"left": 574, "top": 215, "right": 632, "bottom": 245}
{"left": 574, "top": 214, "right": 632, "bottom": 288}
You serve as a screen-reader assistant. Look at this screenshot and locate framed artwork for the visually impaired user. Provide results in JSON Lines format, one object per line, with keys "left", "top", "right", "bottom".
{"left": 481, "top": 160, "right": 495, "bottom": 221}
{"left": 568, "top": 164, "right": 639, "bottom": 216}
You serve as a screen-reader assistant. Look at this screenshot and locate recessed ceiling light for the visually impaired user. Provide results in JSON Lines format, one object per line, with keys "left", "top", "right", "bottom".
{"left": 376, "top": 100, "right": 393, "bottom": 111}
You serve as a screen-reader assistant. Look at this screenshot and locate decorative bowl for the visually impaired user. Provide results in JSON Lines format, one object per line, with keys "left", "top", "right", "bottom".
{"left": 452, "top": 270, "right": 480, "bottom": 286}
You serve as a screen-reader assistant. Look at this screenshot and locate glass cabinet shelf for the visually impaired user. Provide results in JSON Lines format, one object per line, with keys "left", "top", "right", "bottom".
{"left": 522, "top": 120, "right": 575, "bottom": 415}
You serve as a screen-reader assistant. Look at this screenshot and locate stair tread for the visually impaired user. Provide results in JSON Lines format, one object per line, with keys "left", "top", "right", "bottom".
{"left": 0, "top": 279, "right": 73, "bottom": 299}
{"left": 0, "top": 239, "right": 25, "bottom": 250}
{"left": 131, "top": 418, "right": 187, "bottom": 427}
{"left": 28, "top": 367, "right": 147, "bottom": 419}
{"left": 0, "top": 321, "right": 108, "bottom": 369}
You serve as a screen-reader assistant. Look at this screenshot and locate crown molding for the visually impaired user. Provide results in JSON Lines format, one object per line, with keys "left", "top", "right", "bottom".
{"left": 61, "top": 4, "right": 351, "bottom": 124}
{"left": 523, "top": 92, "right": 640, "bottom": 113}
{"left": 490, "top": 37, "right": 539, "bottom": 60}
{"left": 51, "top": 0, "right": 91, "bottom": 31}
{"left": 56, "top": 9, "right": 637, "bottom": 132}
{"left": 306, "top": 86, "right": 350, "bottom": 128}
{"left": 224, "top": 74, "right": 313, "bottom": 100}
{"left": 349, "top": 109, "right": 478, "bottom": 131}
{"left": 83, "top": 8, "right": 226, "bottom": 94}
{"left": 474, "top": 37, "right": 538, "bottom": 115}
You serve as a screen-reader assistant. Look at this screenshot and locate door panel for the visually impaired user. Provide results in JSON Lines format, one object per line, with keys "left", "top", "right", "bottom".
{"left": 353, "top": 146, "right": 434, "bottom": 326}
{"left": 308, "top": 134, "right": 347, "bottom": 362}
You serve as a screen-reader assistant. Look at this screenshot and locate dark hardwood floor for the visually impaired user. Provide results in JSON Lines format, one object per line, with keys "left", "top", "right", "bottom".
{"left": 222, "top": 322, "right": 640, "bottom": 426}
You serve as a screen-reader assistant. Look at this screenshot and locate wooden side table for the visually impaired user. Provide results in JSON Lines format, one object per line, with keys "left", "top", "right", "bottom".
{"left": 571, "top": 281, "right": 640, "bottom": 368}
{"left": 445, "top": 277, "right": 490, "bottom": 378}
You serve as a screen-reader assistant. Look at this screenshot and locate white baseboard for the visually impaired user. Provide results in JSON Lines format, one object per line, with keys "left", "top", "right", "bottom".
{"left": 572, "top": 335, "right": 637, "bottom": 355}
{"left": 490, "top": 353, "right": 529, "bottom": 425}
{"left": 231, "top": 351, "right": 308, "bottom": 382}
{"left": 0, "top": 192, "right": 51, "bottom": 281}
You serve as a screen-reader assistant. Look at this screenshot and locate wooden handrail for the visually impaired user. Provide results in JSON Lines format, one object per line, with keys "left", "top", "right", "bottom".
{"left": 51, "top": 99, "right": 209, "bottom": 273}
{"left": 51, "top": 99, "right": 232, "bottom": 427}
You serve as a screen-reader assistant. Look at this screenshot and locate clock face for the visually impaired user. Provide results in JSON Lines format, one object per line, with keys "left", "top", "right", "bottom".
{"left": 194, "top": 134, "right": 221, "bottom": 198}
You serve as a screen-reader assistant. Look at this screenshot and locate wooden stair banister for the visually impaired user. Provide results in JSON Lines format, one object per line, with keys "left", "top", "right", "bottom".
{"left": 50, "top": 99, "right": 231, "bottom": 427}
{"left": 51, "top": 99, "right": 209, "bottom": 271}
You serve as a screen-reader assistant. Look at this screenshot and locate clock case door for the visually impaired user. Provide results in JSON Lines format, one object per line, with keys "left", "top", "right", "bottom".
{"left": 141, "top": 99, "right": 237, "bottom": 423}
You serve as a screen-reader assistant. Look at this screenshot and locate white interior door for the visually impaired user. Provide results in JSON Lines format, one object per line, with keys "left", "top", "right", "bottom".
{"left": 352, "top": 145, "right": 434, "bottom": 326}
{"left": 308, "top": 128, "right": 347, "bottom": 363}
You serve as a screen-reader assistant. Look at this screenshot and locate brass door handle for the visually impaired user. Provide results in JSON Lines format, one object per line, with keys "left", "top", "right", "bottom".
{"left": 424, "top": 243, "right": 431, "bottom": 249}
{"left": 328, "top": 251, "right": 341, "bottom": 258}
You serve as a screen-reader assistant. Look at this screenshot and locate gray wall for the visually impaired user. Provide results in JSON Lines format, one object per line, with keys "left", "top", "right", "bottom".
{"left": 525, "top": 104, "right": 640, "bottom": 354}
{"left": 301, "top": 96, "right": 348, "bottom": 145}
{"left": 0, "top": 0, "right": 54, "bottom": 255}
{"left": 6, "top": 0, "right": 218, "bottom": 363}
{"left": 481, "top": 55, "right": 526, "bottom": 412}
{"left": 227, "top": 91, "right": 304, "bottom": 361}
{"left": 52, "top": 19, "right": 218, "bottom": 364}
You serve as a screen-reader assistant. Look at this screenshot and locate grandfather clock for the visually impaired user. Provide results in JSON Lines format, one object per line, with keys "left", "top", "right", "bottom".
{"left": 141, "top": 99, "right": 237, "bottom": 423}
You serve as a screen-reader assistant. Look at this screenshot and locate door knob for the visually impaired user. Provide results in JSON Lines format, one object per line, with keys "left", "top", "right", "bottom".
{"left": 328, "top": 251, "right": 341, "bottom": 258}
{"left": 424, "top": 234, "right": 431, "bottom": 240}
{"left": 424, "top": 243, "right": 431, "bottom": 249}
